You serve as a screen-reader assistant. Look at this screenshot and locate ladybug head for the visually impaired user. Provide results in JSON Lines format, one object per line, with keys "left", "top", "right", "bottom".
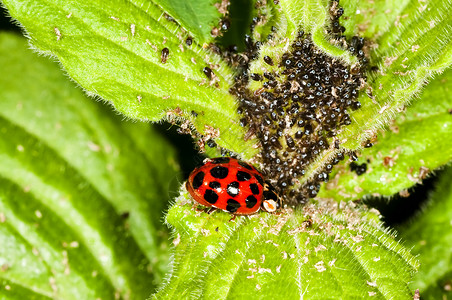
{"left": 261, "top": 182, "right": 282, "bottom": 213}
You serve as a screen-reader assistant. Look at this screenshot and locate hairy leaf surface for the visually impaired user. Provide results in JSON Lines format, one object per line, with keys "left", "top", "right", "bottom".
{"left": 0, "top": 32, "right": 179, "bottom": 298}
{"left": 319, "top": 68, "right": 452, "bottom": 200}
{"left": 2, "top": 0, "right": 257, "bottom": 157}
{"left": 154, "top": 189, "right": 419, "bottom": 299}
{"left": 400, "top": 166, "right": 452, "bottom": 299}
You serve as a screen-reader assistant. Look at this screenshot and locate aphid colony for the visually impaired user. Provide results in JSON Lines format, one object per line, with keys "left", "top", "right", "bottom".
{"left": 228, "top": 6, "right": 368, "bottom": 204}
{"left": 186, "top": 0, "right": 370, "bottom": 211}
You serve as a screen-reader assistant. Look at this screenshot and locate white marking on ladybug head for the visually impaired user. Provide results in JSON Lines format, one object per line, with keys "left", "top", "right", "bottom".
{"left": 263, "top": 200, "right": 278, "bottom": 212}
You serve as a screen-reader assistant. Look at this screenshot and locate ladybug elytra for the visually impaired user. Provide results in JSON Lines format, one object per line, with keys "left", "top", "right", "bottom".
{"left": 186, "top": 157, "right": 281, "bottom": 215}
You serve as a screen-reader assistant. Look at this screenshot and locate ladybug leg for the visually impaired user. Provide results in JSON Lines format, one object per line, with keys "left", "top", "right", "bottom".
{"left": 194, "top": 205, "right": 204, "bottom": 212}
{"left": 228, "top": 215, "right": 237, "bottom": 222}
{"left": 206, "top": 207, "right": 217, "bottom": 215}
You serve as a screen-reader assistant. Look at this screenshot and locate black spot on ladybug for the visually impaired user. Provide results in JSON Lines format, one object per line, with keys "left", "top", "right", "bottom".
{"left": 227, "top": 181, "right": 240, "bottom": 197}
{"left": 210, "top": 166, "right": 229, "bottom": 179}
{"left": 161, "top": 47, "right": 169, "bottom": 63}
{"left": 245, "top": 195, "right": 258, "bottom": 208}
{"left": 192, "top": 172, "right": 205, "bottom": 189}
{"left": 237, "top": 171, "right": 251, "bottom": 181}
{"left": 250, "top": 183, "right": 260, "bottom": 195}
{"left": 226, "top": 199, "right": 241, "bottom": 213}
{"left": 211, "top": 157, "right": 230, "bottom": 164}
{"left": 256, "top": 175, "right": 264, "bottom": 186}
{"left": 209, "top": 181, "right": 221, "bottom": 190}
{"left": 204, "top": 189, "right": 219, "bottom": 204}
{"left": 238, "top": 161, "right": 253, "bottom": 170}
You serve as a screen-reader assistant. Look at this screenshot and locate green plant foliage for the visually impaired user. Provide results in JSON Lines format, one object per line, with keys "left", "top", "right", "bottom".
{"left": 278, "top": 0, "right": 353, "bottom": 60}
{"left": 2, "top": 0, "right": 452, "bottom": 298}
{"left": 0, "top": 32, "right": 179, "bottom": 298}
{"left": 246, "top": 0, "right": 452, "bottom": 189}
{"left": 400, "top": 166, "right": 452, "bottom": 299}
{"left": 1, "top": 0, "right": 258, "bottom": 158}
{"left": 215, "top": 0, "right": 255, "bottom": 50}
{"left": 339, "top": 0, "right": 452, "bottom": 151}
{"left": 318, "top": 68, "right": 452, "bottom": 200}
{"left": 152, "top": 0, "right": 222, "bottom": 43}
{"left": 154, "top": 191, "right": 418, "bottom": 299}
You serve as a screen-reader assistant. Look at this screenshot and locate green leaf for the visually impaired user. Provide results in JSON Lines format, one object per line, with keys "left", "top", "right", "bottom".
{"left": 399, "top": 167, "right": 452, "bottom": 299}
{"left": 278, "top": 0, "right": 354, "bottom": 60}
{"left": 309, "top": 0, "right": 452, "bottom": 187}
{"left": 154, "top": 190, "right": 419, "bottom": 299}
{"left": 152, "top": 0, "right": 222, "bottom": 44}
{"left": 1, "top": 0, "right": 258, "bottom": 158}
{"left": 318, "top": 68, "right": 452, "bottom": 200}
{"left": 338, "top": 0, "right": 452, "bottom": 149}
{"left": 0, "top": 32, "right": 179, "bottom": 298}
{"left": 216, "top": 0, "right": 254, "bottom": 51}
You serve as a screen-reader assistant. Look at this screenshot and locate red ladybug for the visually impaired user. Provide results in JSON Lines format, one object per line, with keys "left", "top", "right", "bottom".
{"left": 186, "top": 157, "right": 281, "bottom": 215}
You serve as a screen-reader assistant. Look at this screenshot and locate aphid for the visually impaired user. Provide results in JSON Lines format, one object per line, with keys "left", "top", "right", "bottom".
{"left": 364, "top": 140, "right": 373, "bottom": 148}
{"left": 350, "top": 162, "right": 367, "bottom": 175}
{"left": 244, "top": 34, "right": 253, "bottom": 49}
{"left": 250, "top": 73, "right": 263, "bottom": 81}
{"left": 221, "top": 18, "right": 230, "bottom": 31}
{"left": 203, "top": 66, "right": 213, "bottom": 80}
{"left": 206, "top": 139, "right": 217, "bottom": 148}
{"left": 186, "top": 157, "right": 282, "bottom": 215}
{"left": 161, "top": 47, "right": 169, "bottom": 63}
{"left": 263, "top": 55, "right": 274, "bottom": 66}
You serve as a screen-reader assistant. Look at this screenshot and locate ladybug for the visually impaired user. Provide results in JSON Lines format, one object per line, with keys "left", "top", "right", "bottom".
{"left": 186, "top": 157, "right": 281, "bottom": 215}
